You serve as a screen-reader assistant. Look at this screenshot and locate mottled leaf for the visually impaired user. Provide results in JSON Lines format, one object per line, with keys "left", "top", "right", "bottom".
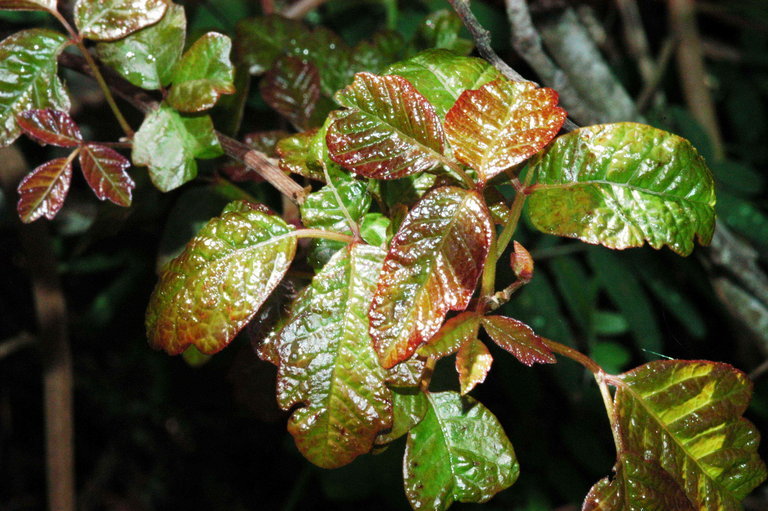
{"left": 417, "top": 311, "right": 480, "bottom": 359}
{"left": 95, "top": 2, "right": 186, "bottom": 89}
{"left": 16, "top": 108, "right": 81, "bottom": 146}
{"left": 276, "top": 129, "right": 323, "bottom": 181}
{"left": 416, "top": 10, "right": 473, "bottom": 55}
{"left": 132, "top": 104, "right": 222, "bottom": 192}
{"left": 404, "top": 392, "right": 519, "bottom": 510}
{"left": 79, "top": 143, "right": 133, "bottom": 206}
{"left": 327, "top": 72, "right": 446, "bottom": 180}
{"left": 167, "top": 32, "right": 235, "bottom": 112}
{"left": 0, "top": 0, "right": 56, "bottom": 11}
{"left": 614, "top": 360, "right": 767, "bottom": 509}
{"left": 384, "top": 357, "right": 427, "bottom": 388}
{"left": 146, "top": 201, "right": 297, "bottom": 355}
{"left": 370, "top": 186, "right": 493, "bottom": 369}
{"left": 385, "top": 49, "right": 500, "bottom": 118}
{"left": 527, "top": 123, "right": 716, "bottom": 256}
{"left": 74, "top": 0, "right": 167, "bottom": 41}
{"left": 510, "top": 241, "right": 533, "bottom": 282}
{"left": 301, "top": 174, "right": 371, "bottom": 237}
{"left": 16, "top": 156, "right": 72, "bottom": 222}
{"left": 456, "top": 339, "right": 492, "bottom": 395}
{"left": 481, "top": 315, "right": 556, "bottom": 367}
{"left": 0, "top": 29, "right": 70, "bottom": 147}
{"left": 376, "top": 387, "right": 427, "bottom": 445}
{"left": 260, "top": 56, "right": 320, "bottom": 131}
{"left": 445, "top": 79, "right": 565, "bottom": 182}
{"left": 276, "top": 244, "right": 390, "bottom": 468}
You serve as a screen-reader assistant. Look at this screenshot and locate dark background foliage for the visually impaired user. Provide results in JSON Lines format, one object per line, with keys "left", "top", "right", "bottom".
{"left": 1, "top": 0, "right": 767, "bottom": 509}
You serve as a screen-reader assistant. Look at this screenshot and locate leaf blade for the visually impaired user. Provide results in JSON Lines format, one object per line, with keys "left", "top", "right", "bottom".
{"left": 16, "top": 156, "right": 73, "bottom": 222}
{"left": 79, "top": 143, "right": 134, "bottom": 206}
{"left": 16, "top": 108, "right": 81, "bottom": 146}
{"left": 260, "top": 56, "right": 320, "bottom": 131}
{"left": 74, "top": 0, "right": 167, "bottom": 41}
{"left": 481, "top": 315, "right": 556, "bottom": 367}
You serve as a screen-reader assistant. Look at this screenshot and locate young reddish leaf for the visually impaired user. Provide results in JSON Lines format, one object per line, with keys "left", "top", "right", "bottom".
{"left": 527, "top": 123, "right": 716, "bottom": 256}
{"left": 370, "top": 186, "right": 493, "bottom": 369}
{"left": 327, "top": 72, "right": 446, "bottom": 180}
{"left": 260, "top": 56, "right": 320, "bottom": 131}
{"left": 16, "top": 156, "right": 73, "bottom": 223}
{"left": 445, "top": 79, "right": 566, "bottom": 182}
{"left": 145, "top": 200, "right": 297, "bottom": 355}
{"left": 79, "top": 143, "right": 134, "bottom": 206}
{"left": 0, "top": 29, "right": 71, "bottom": 147}
{"left": 0, "top": 0, "right": 56, "bottom": 11}
{"left": 456, "top": 338, "right": 492, "bottom": 395}
{"left": 275, "top": 244, "right": 391, "bottom": 469}
{"left": 417, "top": 311, "right": 480, "bottom": 359}
{"left": 404, "top": 392, "right": 519, "bottom": 510}
{"left": 74, "top": 0, "right": 167, "bottom": 41}
{"left": 384, "top": 357, "right": 426, "bottom": 388}
{"left": 614, "top": 360, "right": 767, "bottom": 508}
{"left": 510, "top": 241, "right": 534, "bottom": 282}
{"left": 481, "top": 316, "right": 556, "bottom": 366}
{"left": 16, "top": 109, "right": 82, "bottom": 147}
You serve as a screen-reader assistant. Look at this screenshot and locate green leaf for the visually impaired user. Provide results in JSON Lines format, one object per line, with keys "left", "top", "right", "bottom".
{"left": 444, "top": 79, "right": 565, "bottom": 182}
{"left": 276, "top": 128, "right": 323, "bottom": 181}
{"left": 16, "top": 155, "right": 72, "bottom": 222}
{"left": 359, "top": 212, "right": 391, "bottom": 247}
{"left": 79, "top": 143, "right": 133, "bottom": 206}
{"left": 351, "top": 30, "right": 407, "bottom": 75}
{"left": 260, "top": 56, "right": 320, "bottom": 131}
{"left": 95, "top": 2, "right": 186, "bottom": 90}
{"left": 327, "top": 72, "right": 447, "bottom": 180}
{"left": 235, "top": 15, "right": 305, "bottom": 75}
{"left": 404, "top": 391, "right": 519, "bottom": 510}
{"left": 416, "top": 10, "right": 473, "bottom": 55}
{"left": 166, "top": 32, "right": 235, "bottom": 112}
{"left": 384, "top": 49, "right": 500, "bottom": 118}
{"left": 417, "top": 311, "right": 480, "bottom": 359}
{"left": 375, "top": 387, "right": 427, "bottom": 445}
{"left": 456, "top": 338, "right": 492, "bottom": 395}
{"left": 370, "top": 186, "right": 492, "bottom": 369}
{"left": 527, "top": 123, "right": 716, "bottom": 256}
{"left": 275, "top": 243, "right": 391, "bottom": 468}
{"left": 74, "top": 0, "right": 167, "bottom": 41}
{"left": 132, "top": 104, "right": 222, "bottom": 192}
{"left": 481, "top": 315, "right": 556, "bottom": 367}
{"left": 146, "top": 200, "right": 297, "bottom": 355}
{"left": 614, "top": 360, "right": 767, "bottom": 508}
{"left": 0, "top": 29, "right": 70, "bottom": 147}
{"left": 0, "top": 0, "right": 56, "bottom": 11}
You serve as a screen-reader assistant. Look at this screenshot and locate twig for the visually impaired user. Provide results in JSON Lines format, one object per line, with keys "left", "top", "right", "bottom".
{"left": 0, "top": 332, "right": 35, "bottom": 360}
{"left": 636, "top": 36, "right": 676, "bottom": 112}
{"left": 283, "top": 0, "right": 327, "bottom": 19}
{"left": 615, "top": 0, "right": 656, "bottom": 86}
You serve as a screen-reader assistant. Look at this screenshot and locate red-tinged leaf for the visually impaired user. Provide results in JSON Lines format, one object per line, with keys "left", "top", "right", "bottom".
{"left": 276, "top": 128, "right": 323, "bottom": 181}
{"left": 16, "top": 156, "right": 73, "bottom": 223}
{"left": 481, "top": 315, "right": 556, "bottom": 366}
{"left": 16, "top": 109, "right": 81, "bottom": 147}
{"left": 445, "top": 79, "right": 566, "bottom": 182}
{"left": 0, "top": 0, "right": 56, "bottom": 11}
{"left": 327, "top": 72, "right": 446, "bottom": 180}
{"left": 510, "top": 241, "right": 533, "bottom": 282}
{"left": 417, "top": 311, "right": 480, "bottom": 359}
{"left": 79, "top": 143, "right": 133, "bottom": 206}
{"left": 370, "top": 186, "right": 493, "bottom": 368}
{"left": 260, "top": 56, "right": 320, "bottom": 131}
{"left": 74, "top": 0, "right": 167, "bottom": 41}
{"left": 456, "top": 338, "right": 492, "bottom": 395}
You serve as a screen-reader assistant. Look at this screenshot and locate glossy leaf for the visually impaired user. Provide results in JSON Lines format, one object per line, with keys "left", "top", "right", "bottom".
{"left": 359, "top": 212, "right": 391, "bottom": 247}
{"left": 276, "top": 129, "right": 323, "bottom": 181}
{"left": 0, "top": 29, "right": 70, "bottom": 147}
{"left": 481, "top": 315, "right": 556, "bottom": 367}
{"left": 79, "top": 143, "right": 133, "bottom": 206}
{"left": 456, "top": 339, "right": 492, "bottom": 395}
{"left": 327, "top": 72, "right": 446, "bottom": 180}
{"left": 146, "top": 200, "right": 297, "bottom": 355}
{"left": 370, "top": 186, "right": 493, "bottom": 369}
{"left": 275, "top": 244, "right": 390, "bottom": 469}
{"left": 416, "top": 10, "right": 473, "bottom": 55}
{"left": 260, "top": 56, "right": 320, "bottom": 131}
{"left": 235, "top": 15, "right": 305, "bottom": 75}
{"left": 132, "top": 105, "right": 222, "bottom": 192}
{"left": 375, "top": 388, "right": 427, "bottom": 445}
{"left": 384, "top": 357, "right": 427, "bottom": 388}
{"left": 417, "top": 311, "right": 480, "bottom": 359}
{"left": 167, "top": 32, "right": 235, "bottom": 112}
{"left": 527, "top": 123, "right": 716, "bottom": 255}
{"left": 16, "top": 156, "right": 72, "bottom": 222}
{"left": 385, "top": 49, "right": 500, "bottom": 118}
{"left": 445, "top": 79, "right": 565, "bottom": 182}
{"left": 74, "top": 0, "right": 167, "bottom": 41}
{"left": 614, "top": 360, "right": 767, "bottom": 509}
{"left": 16, "top": 108, "right": 81, "bottom": 147}
{"left": 0, "top": 0, "right": 56, "bottom": 11}
{"left": 95, "top": 2, "right": 186, "bottom": 89}
{"left": 404, "top": 392, "right": 519, "bottom": 510}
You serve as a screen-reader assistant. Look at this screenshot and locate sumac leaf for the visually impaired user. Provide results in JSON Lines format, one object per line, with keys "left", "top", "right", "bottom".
{"left": 370, "top": 186, "right": 492, "bottom": 368}
{"left": 74, "top": 0, "right": 167, "bottom": 41}
{"left": 16, "top": 108, "right": 81, "bottom": 147}
{"left": 79, "top": 143, "right": 133, "bottom": 206}
{"left": 445, "top": 79, "right": 565, "bottom": 182}
{"left": 481, "top": 315, "right": 556, "bottom": 366}
{"left": 456, "top": 338, "right": 492, "bottom": 395}
{"left": 260, "top": 56, "right": 320, "bottom": 131}
{"left": 0, "top": 29, "right": 70, "bottom": 147}
{"left": 0, "top": 0, "right": 56, "bottom": 11}
{"left": 375, "top": 387, "right": 427, "bottom": 445}
{"left": 17, "top": 156, "right": 73, "bottom": 222}
{"left": 417, "top": 311, "right": 480, "bottom": 359}
{"left": 404, "top": 391, "right": 519, "bottom": 510}
{"left": 145, "top": 200, "right": 297, "bottom": 355}
{"left": 327, "top": 72, "right": 446, "bottom": 180}
{"left": 275, "top": 244, "right": 390, "bottom": 468}
{"left": 614, "top": 360, "right": 767, "bottom": 509}
{"left": 527, "top": 123, "right": 716, "bottom": 256}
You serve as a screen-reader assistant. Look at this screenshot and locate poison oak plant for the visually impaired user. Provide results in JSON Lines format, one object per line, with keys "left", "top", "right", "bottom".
{"left": 1, "top": 1, "right": 766, "bottom": 509}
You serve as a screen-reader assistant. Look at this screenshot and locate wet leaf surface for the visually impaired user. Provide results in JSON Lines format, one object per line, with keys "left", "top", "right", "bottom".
{"left": 370, "top": 186, "right": 492, "bottom": 368}
{"left": 404, "top": 391, "right": 519, "bottom": 510}
{"left": 375, "top": 387, "right": 427, "bottom": 445}
{"left": 417, "top": 311, "right": 480, "bottom": 359}
{"left": 527, "top": 123, "right": 716, "bottom": 255}
{"left": 74, "top": 0, "right": 167, "bottom": 41}
{"left": 456, "top": 338, "right": 492, "bottom": 395}
{"left": 481, "top": 315, "right": 556, "bottom": 367}
{"left": 79, "top": 143, "right": 133, "bottom": 206}
{"left": 276, "top": 128, "right": 323, "bottom": 181}
{"left": 16, "top": 156, "right": 72, "bottom": 222}
{"left": 260, "top": 56, "right": 321, "bottom": 131}
{"left": 146, "top": 200, "right": 297, "bottom": 355}
{"left": 16, "top": 108, "right": 81, "bottom": 146}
